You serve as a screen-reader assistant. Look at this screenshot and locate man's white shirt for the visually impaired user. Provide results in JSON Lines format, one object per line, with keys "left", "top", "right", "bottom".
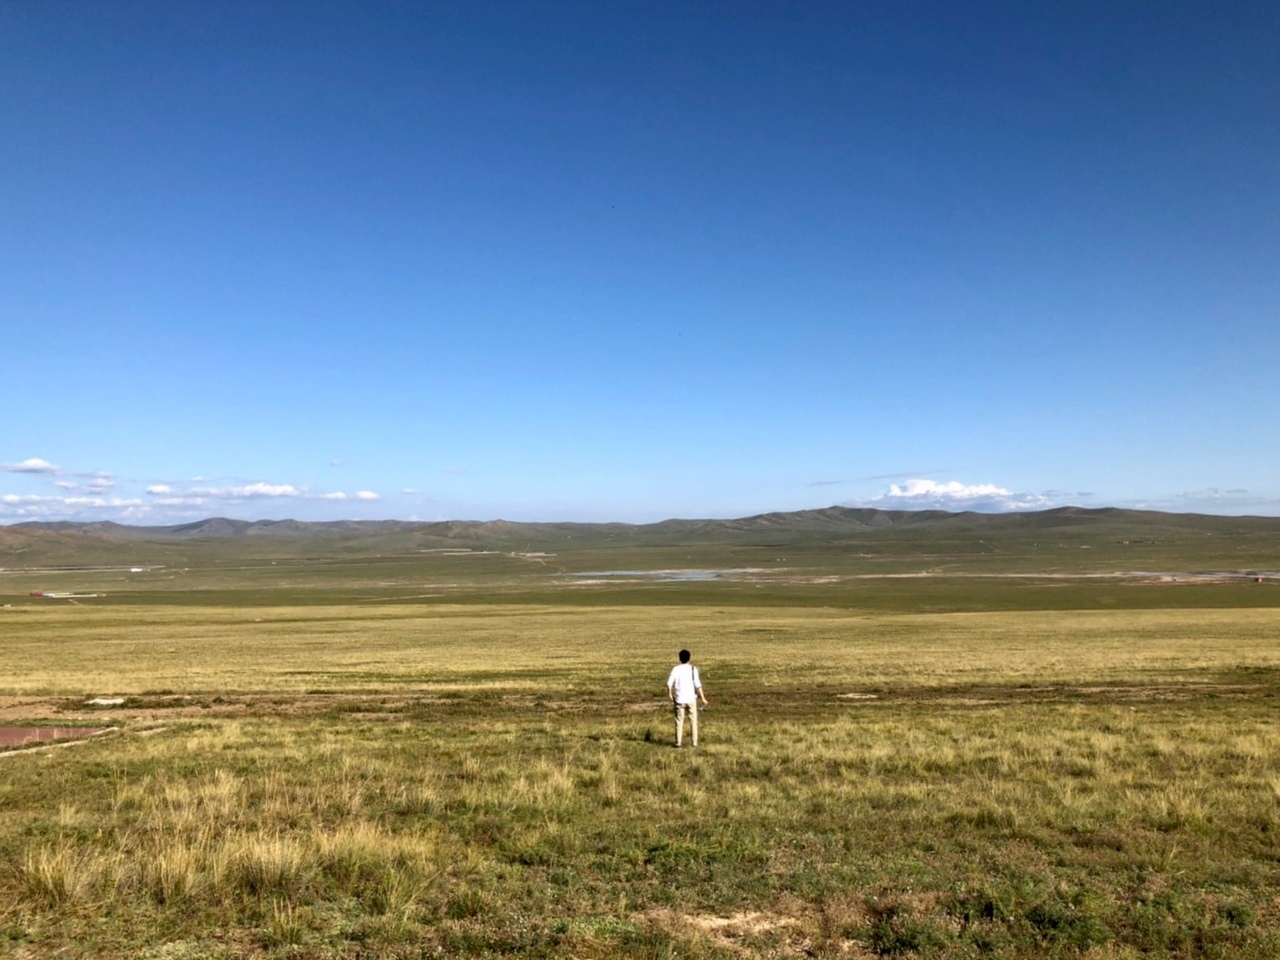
{"left": 666, "top": 663, "right": 701, "bottom": 704}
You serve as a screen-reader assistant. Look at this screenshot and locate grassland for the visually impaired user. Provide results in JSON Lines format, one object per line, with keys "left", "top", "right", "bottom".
{"left": 3, "top": 513, "right": 1280, "bottom": 957}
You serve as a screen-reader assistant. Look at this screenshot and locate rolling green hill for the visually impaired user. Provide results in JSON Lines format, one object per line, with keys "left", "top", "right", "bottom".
{"left": 3, "top": 506, "right": 1277, "bottom": 580}
{"left": 4, "top": 505, "right": 1279, "bottom": 553}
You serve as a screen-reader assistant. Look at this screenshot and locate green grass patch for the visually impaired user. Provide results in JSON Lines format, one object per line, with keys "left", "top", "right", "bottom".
{"left": 3, "top": 591, "right": 1280, "bottom": 956}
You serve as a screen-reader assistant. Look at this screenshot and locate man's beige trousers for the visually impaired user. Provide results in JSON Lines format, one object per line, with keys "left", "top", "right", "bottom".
{"left": 674, "top": 702, "right": 698, "bottom": 747}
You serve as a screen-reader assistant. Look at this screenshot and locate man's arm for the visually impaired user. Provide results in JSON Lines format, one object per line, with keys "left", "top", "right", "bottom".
{"left": 692, "top": 666, "right": 708, "bottom": 705}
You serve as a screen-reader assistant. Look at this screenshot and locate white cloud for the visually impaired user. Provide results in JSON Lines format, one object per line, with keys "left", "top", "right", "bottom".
{"left": 891, "top": 479, "right": 1013, "bottom": 500}
{"left": 63, "top": 496, "right": 144, "bottom": 508}
{"left": 859, "top": 478, "right": 1054, "bottom": 512}
{"left": 1, "top": 494, "right": 45, "bottom": 505}
{"left": 4, "top": 460, "right": 115, "bottom": 496}
{"left": 1, "top": 468, "right": 382, "bottom": 524}
{"left": 0, "top": 493, "right": 147, "bottom": 521}
{"left": 193, "top": 482, "right": 305, "bottom": 499}
{"left": 4, "top": 458, "right": 60, "bottom": 474}
{"left": 320, "top": 489, "right": 380, "bottom": 502}
{"left": 176, "top": 481, "right": 380, "bottom": 504}
{"left": 1127, "top": 488, "right": 1280, "bottom": 517}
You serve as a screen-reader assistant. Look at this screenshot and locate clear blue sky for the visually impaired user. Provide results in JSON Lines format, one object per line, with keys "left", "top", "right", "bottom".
{"left": 3, "top": 1, "right": 1277, "bottom": 524}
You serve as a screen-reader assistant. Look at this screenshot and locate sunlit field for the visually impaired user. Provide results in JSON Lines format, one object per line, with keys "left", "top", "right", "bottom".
{"left": 4, "top": 587, "right": 1280, "bottom": 959}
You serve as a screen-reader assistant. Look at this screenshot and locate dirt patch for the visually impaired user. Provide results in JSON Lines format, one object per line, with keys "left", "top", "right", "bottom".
{"left": 685, "top": 910, "right": 800, "bottom": 937}
{"left": 645, "top": 907, "right": 815, "bottom": 955}
{"left": 0, "top": 698, "right": 56, "bottom": 722}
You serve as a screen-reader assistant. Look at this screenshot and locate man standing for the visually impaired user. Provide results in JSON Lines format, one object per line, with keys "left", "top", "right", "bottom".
{"left": 666, "top": 649, "right": 709, "bottom": 748}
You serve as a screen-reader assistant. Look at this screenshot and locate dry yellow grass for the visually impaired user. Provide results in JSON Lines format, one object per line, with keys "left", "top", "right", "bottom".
{"left": 5, "top": 603, "right": 1280, "bottom": 695}
{"left": 5, "top": 602, "right": 1280, "bottom": 957}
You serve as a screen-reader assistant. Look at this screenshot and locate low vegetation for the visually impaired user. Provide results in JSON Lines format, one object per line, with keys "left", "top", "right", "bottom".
{"left": 2, "top": 513, "right": 1279, "bottom": 956}
{"left": 1, "top": 598, "right": 1278, "bottom": 958}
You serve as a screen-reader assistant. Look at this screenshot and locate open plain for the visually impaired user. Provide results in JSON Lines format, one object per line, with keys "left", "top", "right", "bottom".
{"left": 3, "top": 507, "right": 1280, "bottom": 958}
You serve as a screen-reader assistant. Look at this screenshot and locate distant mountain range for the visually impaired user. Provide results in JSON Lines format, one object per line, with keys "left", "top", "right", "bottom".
{"left": 10, "top": 505, "right": 1280, "bottom": 541}
{"left": 4, "top": 505, "right": 1279, "bottom": 567}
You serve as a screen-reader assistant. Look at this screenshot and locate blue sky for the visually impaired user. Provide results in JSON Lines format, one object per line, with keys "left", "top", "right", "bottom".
{"left": 3, "top": 0, "right": 1277, "bottom": 524}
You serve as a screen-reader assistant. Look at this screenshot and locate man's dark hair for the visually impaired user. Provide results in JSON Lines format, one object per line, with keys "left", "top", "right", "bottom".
{"left": 679, "top": 649, "right": 691, "bottom": 663}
